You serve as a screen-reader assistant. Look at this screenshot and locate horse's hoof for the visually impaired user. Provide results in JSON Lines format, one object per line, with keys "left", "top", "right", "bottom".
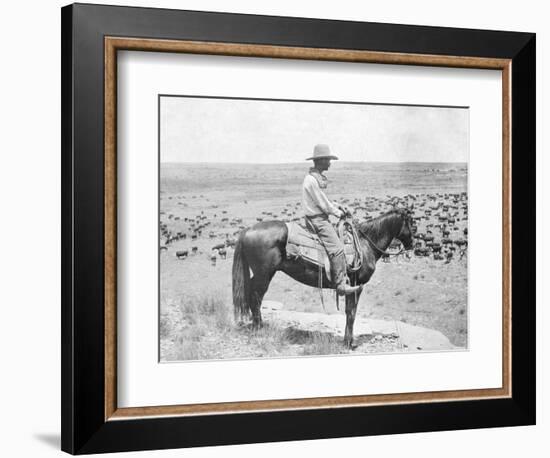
{"left": 344, "top": 340, "right": 356, "bottom": 350}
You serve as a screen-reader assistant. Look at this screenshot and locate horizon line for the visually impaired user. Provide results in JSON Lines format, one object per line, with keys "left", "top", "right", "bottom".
{"left": 160, "top": 160, "right": 468, "bottom": 165}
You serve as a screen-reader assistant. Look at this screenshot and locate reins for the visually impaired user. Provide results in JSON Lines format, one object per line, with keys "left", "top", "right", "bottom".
{"left": 337, "top": 218, "right": 363, "bottom": 271}
{"left": 357, "top": 219, "right": 408, "bottom": 257}
{"left": 361, "top": 231, "right": 405, "bottom": 256}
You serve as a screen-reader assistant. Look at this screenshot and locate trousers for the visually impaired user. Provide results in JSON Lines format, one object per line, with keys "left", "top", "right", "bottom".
{"left": 306, "top": 214, "right": 348, "bottom": 290}
{"left": 306, "top": 214, "right": 344, "bottom": 257}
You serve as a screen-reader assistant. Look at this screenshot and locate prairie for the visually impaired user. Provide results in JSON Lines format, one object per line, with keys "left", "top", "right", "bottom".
{"left": 159, "top": 162, "right": 468, "bottom": 361}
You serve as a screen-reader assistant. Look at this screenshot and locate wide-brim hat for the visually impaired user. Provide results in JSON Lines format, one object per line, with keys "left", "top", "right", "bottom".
{"left": 306, "top": 144, "right": 339, "bottom": 161}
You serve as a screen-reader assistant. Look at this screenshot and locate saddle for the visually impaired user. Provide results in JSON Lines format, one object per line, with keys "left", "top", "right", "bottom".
{"left": 285, "top": 218, "right": 362, "bottom": 281}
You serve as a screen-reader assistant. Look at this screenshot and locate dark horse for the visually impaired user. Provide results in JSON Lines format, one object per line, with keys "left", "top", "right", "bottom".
{"left": 232, "top": 208, "right": 414, "bottom": 348}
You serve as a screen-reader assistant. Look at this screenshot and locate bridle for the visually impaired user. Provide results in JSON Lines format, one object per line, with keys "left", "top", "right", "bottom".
{"left": 357, "top": 213, "right": 413, "bottom": 257}
{"left": 361, "top": 232, "right": 405, "bottom": 256}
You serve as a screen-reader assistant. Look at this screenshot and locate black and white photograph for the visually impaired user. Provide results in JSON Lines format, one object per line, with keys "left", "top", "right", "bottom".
{"left": 159, "top": 95, "right": 469, "bottom": 362}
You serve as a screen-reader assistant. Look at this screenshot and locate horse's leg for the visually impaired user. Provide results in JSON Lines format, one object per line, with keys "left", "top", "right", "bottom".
{"left": 241, "top": 221, "right": 286, "bottom": 329}
{"left": 344, "top": 290, "right": 361, "bottom": 349}
{"left": 249, "top": 273, "right": 274, "bottom": 330}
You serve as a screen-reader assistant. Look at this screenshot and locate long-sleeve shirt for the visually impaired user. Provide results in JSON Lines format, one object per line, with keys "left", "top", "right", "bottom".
{"left": 302, "top": 172, "right": 341, "bottom": 217}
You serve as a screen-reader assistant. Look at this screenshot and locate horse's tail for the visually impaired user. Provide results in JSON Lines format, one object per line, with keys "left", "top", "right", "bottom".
{"left": 232, "top": 230, "right": 251, "bottom": 322}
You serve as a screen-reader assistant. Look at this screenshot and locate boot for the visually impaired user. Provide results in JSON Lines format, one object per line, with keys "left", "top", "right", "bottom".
{"left": 331, "top": 251, "right": 363, "bottom": 296}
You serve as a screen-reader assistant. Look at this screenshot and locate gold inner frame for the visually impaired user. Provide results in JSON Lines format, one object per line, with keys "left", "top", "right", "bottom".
{"left": 104, "top": 37, "right": 512, "bottom": 421}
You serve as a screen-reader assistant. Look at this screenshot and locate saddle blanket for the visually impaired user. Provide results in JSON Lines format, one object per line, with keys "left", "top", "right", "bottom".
{"left": 285, "top": 221, "right": 357, "bottom": 279}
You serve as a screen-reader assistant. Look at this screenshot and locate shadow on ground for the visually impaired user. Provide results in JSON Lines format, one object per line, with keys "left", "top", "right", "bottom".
{"left": 33, "top": 433, "right": 60, "bottom": 450}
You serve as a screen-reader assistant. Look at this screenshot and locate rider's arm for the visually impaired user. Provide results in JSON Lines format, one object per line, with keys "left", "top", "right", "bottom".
{"left": 303, "top": 175, "right": 342, "bottom": 217}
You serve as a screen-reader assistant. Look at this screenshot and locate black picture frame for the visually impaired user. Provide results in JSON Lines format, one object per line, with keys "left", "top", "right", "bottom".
{"left": 61, "top": 3, "right": 535, "bottom": 454}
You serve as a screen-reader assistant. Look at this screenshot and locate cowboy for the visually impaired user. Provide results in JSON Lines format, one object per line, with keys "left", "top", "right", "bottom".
{"left": 302, "top": 144, "right": 363, "bottom": 296}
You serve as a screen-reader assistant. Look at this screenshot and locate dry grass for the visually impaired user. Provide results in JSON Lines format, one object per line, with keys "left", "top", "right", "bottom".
{"left": 170, "top": 292, "right": 232, "bottom": 360}
{"left": 179, "top": 293, "right": 231, "bottom": 327}
{"left": 159, "top": 311, "right": 171, "bottom": 339}
{"left": 165, "top": 291, "right": 297, "bottom": 360}
{"left": 162, "top": 291, "right": 355, "bottom": 361}
{"left": 300, "top": 332, "right": 345, "bottom": 356}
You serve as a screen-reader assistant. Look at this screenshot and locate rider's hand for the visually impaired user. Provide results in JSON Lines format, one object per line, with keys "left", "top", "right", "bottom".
{"left": 334, "top": 208, "right": 344, "bottom": 219}
{"left": 338, "top": 205, "right": 350, "bottom": 217}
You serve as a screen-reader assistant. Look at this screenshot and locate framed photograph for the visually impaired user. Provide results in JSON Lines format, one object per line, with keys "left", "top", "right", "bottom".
{"left": 61, "top": 3, "right": 535, "bottom": 454}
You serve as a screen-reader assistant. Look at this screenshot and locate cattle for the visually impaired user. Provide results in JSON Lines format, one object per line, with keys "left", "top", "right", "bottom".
{"left": 414, "top": 247, "right": 430, "bottom": 257}
{"left": 225, "top": 237, "right": 237, "bottom": 248}
{"left": 160, "top": 191, "right": 468, "bottom": 272}
{"left": 176, "top": 250, "right": 188, "bottom": 260}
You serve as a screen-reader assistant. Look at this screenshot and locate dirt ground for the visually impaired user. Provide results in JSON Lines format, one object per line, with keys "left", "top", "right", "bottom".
{"left": 159, "top": 162, "right": 468, "bottom": 361}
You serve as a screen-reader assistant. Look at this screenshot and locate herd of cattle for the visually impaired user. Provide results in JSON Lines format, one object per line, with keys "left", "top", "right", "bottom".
{"left": 384, "top": 191, "right": 469, "bottom": 263}
{"left": 159, "top": 191, "right": 468, "bottom": 266}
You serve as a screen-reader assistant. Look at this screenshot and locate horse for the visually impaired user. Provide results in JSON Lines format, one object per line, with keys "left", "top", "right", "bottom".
{"left": 232, "top": 208, "right": 414, "bottom": 348}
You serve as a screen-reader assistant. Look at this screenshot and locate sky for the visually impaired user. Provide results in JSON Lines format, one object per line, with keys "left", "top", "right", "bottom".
{"left": 160, "top": 96, "right": 469, "bottom": 164}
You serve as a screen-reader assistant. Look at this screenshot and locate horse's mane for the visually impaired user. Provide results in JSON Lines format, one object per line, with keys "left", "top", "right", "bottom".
{"left": 357, "top": 209, "right": 405, "bottom": 239}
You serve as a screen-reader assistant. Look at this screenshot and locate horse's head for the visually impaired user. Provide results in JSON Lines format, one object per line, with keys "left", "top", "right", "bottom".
{"left": 395, "top": 206, "right": 414, "bottom": 250}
